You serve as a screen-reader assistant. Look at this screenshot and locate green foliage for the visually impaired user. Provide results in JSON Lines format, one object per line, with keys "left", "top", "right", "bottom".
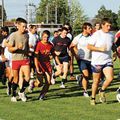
{"left": 35, "top": 0, "right": 87, "bottom": 35}
{"left": 70, "top": 0, "right": 88, "bottom": 35}
{"left": 0, "top": 5, "right": 7, "bottom": 21}
{"left": 95, "top": 5, "right": 118, "bottom": 30}
{"left": 117, "top": 7, "right": 120, "bottom": 29}
{"left": 36, "top": 0, "right": 69, "bottom": 24}
{"left": 10, "top": 18, "right": 16, "bottom": 22}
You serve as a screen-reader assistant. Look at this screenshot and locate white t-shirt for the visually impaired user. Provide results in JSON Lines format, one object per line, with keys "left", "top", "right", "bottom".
{"left": 72, "top": 33, "right": 91, "bottom": 61}
{"left": 2, "top": 38, "right": 12, "bottom": 67}
{"left": 28, "top": 32, "right": 38, "bottom": 52}
{"left": 88, "top": 30, "right": 114, "bottom": 65}
{"left": 2, "top": 38, "right": 12, "bottom": 61}
{"left": 67, "top": 33, "right": 72, "bottom": 41}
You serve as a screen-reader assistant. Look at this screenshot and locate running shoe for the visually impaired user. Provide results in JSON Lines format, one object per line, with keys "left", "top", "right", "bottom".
{"left": 11, "top": 96, "right": 17, "bottom": 102}
{"left": 28, "top": 80, "right": 34, "bottom": 93}
{"left": 60, "top": 82, "right": 65, "bottom": 88}
{"left": 76, "top": 74, "right": 82, "bottom": 86}
{"left": 83, "top": 91, "right": 89, "bottom": 97}
{"left": 18, "top": 92, "right": 27, "bottom": 102}
{"left": 70, "top": 75, "right": 76, "bottom": 80}
{"left": 51, "top": 73, "right": 55, "bottom": 85}
{"left": 90, "top": 98, "right": 96, "bottom": 105}
{"left": 99, "top": 90, "right": 106, "bottom": 103}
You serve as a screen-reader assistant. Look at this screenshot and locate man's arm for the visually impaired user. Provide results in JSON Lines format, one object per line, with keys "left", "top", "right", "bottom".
{"left": 8, "top": 45, "right": 18, "bottom": 53}
{"left": 34, "top": 52, "right": 42, "bottom": 74}
{"left": 87, "top": 44, "right": 106, "bottom": 52}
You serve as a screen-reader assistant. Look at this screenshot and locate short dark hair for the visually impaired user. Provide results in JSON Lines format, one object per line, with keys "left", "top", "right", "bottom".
{"left": 1, "top": 26, "right": 9, "bottom": 34}
{"left": 29, "top": 24, "right": 36, "bottom": 29}
{"left": 61, "top": 27, "right": 68, "bottom": 32}
{"left": 63, "top": 22, "right": 72, "bottom": 32}
{"left": 94, "top": 22, "right": 100, "bottom": 27}
{"left": 101, "top": 18, "right": 112, "bottom": 25}
{"left": 54, "top": 30, "right": 58, "bottom": 34}
{"left": 16, "top": 17, "right": 27, "bottom": 24}
{"left": 58, "top": 28, "right": 62, "bottom": 32}
{"left": 82, "top": 22, "right": 92, "bottom": 30}
{"left": 42, "top": 30, "right": 50, "bottom": 38}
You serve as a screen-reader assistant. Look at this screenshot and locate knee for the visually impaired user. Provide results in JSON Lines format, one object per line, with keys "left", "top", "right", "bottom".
{"left": 13, "top": 77, "right": 19, "bottom": 84}
{"left": 93, "top": 79, "right": 100, "bottom": 86}
{"left": 57, "top": 69, "right": 62, "bottom": 75}
{"left": 83, "top": 75, "right": 89, "bottom": 81}
{"left": 110, "top": 77, "right": 113, "bottom": 82}
{"left": 24, "top": 76, "right": 30, "bottom": 82}
{"left": 107, "top": 76, "right": 113, "bottom": 82}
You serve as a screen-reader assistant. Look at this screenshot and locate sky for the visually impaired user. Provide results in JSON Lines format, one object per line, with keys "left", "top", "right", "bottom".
{"left": 2, "top": 0, "right": 120, "bottom": 20}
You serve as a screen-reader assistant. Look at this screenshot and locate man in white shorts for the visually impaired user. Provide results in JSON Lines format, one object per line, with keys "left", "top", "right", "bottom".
{"left": 87, "top": 18, "right": 114, "bottom": 105}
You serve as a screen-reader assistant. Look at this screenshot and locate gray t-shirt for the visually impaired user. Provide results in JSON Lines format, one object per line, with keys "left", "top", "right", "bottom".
{"left": 8, "top": 31, "right": 29, "bottom": 60}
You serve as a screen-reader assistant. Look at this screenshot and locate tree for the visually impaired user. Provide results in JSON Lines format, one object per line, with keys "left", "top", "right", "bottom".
{"left": 36, "top": 0, "right": 87, "bottom": 34}
{"left": 36, "top": 0, "right": 69, "bottom": 24}
{"left": 117, "top": 7, "right": 120, "bottom": 29}
{"left": 69, "top": 0, "right": 88, "bottom": 34}
{"left": 95, "top": 5, "right": 118, "bottom": 30}
{"left": 0, "top": 5, "right": 7, "bottom": 21}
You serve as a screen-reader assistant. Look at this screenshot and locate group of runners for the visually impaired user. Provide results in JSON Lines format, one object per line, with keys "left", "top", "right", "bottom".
{"left": 0, "top": 17, "right": 119, "bottom": 105}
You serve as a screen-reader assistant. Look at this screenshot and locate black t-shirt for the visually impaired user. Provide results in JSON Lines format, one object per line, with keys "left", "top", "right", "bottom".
{"left": 52, "top": 35, "right": 71, "bottom": 57}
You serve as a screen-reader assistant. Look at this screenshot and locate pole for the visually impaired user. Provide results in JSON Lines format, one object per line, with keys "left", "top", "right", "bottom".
{"left": 46, "top": 4, "right": 48, "bottom": 24}
{"left": 1, "top": 0, "right": 4, "bottom": 27}
{"left": 55, "top": 4, "right": 57, "bottom": 24}
{"left": 27, "top": 0, "right": 30, "bottom": 24}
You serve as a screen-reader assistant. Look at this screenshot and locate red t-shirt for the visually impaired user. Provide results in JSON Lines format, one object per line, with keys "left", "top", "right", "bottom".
{"left": 35, "top": 41, "right": 53, "bottom": 73}
{"left": 115, "top": 32, "right": 120, "bottom": 39}
{"left": 115, "top": 31, "right": 120, "bottom": 58}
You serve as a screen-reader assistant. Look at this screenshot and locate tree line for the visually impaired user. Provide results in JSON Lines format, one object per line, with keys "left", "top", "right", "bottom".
{"left": 1, "top": 0, "right": 120, "bottom": 34}
{"left": 35, "top": 0, "right": 120, "bottom": 33}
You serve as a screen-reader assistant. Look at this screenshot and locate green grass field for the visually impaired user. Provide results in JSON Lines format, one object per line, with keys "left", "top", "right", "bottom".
{"left": 0, "top": 59, "right": 120, "bottom": 120}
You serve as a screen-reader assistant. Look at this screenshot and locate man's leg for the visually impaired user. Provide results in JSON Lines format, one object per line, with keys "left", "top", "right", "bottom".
{"left": 91, "top": 72, "right": 101, "bottom": 98}
{"left": 6, "top": 67, "right": 13, "bottom": 95}
{"left": 11, "top": 70, "right": 19, "bottom": 102}
{"left": 39, "top": 72, "right": 51, "bottom": 100}
{"left": 102, "top": 67, "right": 113, "bottom": 90}
{"left": 82, "top": 69, "right": 89, "bottom": 97}
{"left": 51, "top": 64, "right": 62, "bottom": 84}
{"left": 18, "top": 65, "right": 30, "bottom": 102}
{"left": 69, "top": 51, "right": 75, "bottom": 80}
{"left": 91, "top": 72, "right": 101, "bottom": 105}
{"left": 99, "top": 67, "right": 113, "bottom": 103}
{"left": 60, "top": 62, "right": 69, "bottom": 88}
{"left": 54, "top": 65, "right": 62, "bottom": 77}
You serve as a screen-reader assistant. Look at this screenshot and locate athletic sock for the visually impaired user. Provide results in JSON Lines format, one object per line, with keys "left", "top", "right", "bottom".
{"left": 91, "top": 97, "right": 95, "bottom": 100}
{"left": 53, "top": 74, "right": 56, "bottom": 79}
{"left": 12, "top": 83, "right": 18, "bottom": 97}
{"left": 20, "top": 81, "right": 29, "bottom": 93}
{"left": 62, "top": 79, "right": 67, "bottom": 83}
{"left": 70, "top": 73, "right": 73, "bottom": 76}
{"left": 99, "top": 88, "right": 105, "bottom": 92}
{"left": 8, "top": 82, "right": 12, "bottom": 89}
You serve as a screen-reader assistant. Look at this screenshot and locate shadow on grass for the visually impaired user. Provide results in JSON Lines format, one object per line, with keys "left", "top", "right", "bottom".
{"left": 0, "top": 85, "right": 6, "bottom": 89}
{"left": 106, "top": 100, "right": 118, "bottom": 104}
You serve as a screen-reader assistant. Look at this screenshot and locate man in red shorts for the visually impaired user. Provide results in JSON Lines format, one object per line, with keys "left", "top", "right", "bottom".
{"left": 8, "top": 18, "right": 30, "bottom": 102}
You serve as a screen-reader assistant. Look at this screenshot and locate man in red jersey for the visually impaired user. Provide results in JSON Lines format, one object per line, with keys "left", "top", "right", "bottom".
{"left": 34, "top": 30, "right": 61, "bottom": 100}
